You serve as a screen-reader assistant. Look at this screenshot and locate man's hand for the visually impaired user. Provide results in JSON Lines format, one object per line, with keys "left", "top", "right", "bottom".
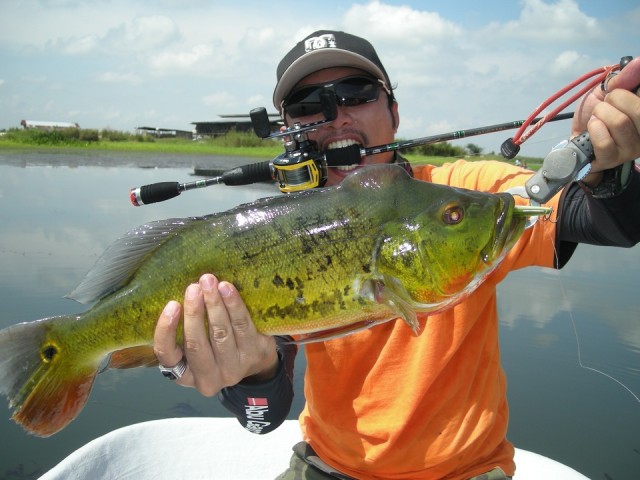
{"left": 153, "top": 274, "right": 279, "bottom": 396}
{"left": 573, "top": 56, "right": 640, "bottom": 185}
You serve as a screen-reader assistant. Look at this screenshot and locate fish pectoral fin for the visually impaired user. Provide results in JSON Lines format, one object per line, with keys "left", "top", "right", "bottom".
{"left": 107, "top": 345, "right": 159, "bottom": 370}
{"left": 289, "top": 318, "right": 396, "bottom": 345}
{"left": 377, "top": 277, "right": 421, "bottom": 335}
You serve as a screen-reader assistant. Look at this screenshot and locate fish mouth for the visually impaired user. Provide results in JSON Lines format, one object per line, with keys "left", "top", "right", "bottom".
{"left": 481, "top": 194, "right": 518, "bottom": 265}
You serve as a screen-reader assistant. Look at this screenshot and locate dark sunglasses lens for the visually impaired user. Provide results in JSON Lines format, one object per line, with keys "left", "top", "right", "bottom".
{"left": 335, "top": 78, "right": 379, "bottom": 105}
{"left": 285, "top": 77, "right": 380, "bottom": 118}
{"left": 284, "top": 86, "right": 324, "bottom": 118}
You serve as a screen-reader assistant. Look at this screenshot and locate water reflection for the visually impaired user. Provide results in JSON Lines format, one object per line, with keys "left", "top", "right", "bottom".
{"left": 497, "top": 254, "right": 640, "bottom": 480}
{"left": 0, "top": 160, "right": 285, "bottom": 477}
{"left": 498, "top": 258, "right": 640, "bottom": 390}
{"left": 0, "top": 155, "right": 638, "bottom": 479}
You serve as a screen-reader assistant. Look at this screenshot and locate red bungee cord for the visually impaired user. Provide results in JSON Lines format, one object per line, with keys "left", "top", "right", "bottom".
{"left": 501, "top": 62, "right": 622, "bottom": 159}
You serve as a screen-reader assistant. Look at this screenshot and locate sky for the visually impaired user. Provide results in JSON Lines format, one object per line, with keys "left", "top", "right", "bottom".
{"left": 1, "top": 0, "right": 638, "bottom": 157}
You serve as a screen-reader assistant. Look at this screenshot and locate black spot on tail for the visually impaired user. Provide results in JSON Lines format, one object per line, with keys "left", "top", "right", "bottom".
{"left": 41, "top": 343, "right": 59, "bottom": 363}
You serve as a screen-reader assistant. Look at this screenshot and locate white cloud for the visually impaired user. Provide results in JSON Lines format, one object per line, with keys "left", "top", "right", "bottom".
{"left": 481, "top": 0, "right": 604, "bottom": 45}
{"left": 149, "top": 44, "right": 215, "bottom": 74}
{"left": 344, "top": 0, "right": 461, "bottom": 42}
{"left": 95, "top": 72, "right": 144, "bottom": 85}
{"left": 549, "top": 50, "right": 593, "bottom": 75}
{"left": 202, "top": 91, "right": 236, "bottom": 109}
{"left": 247, "top": 94, "right": 267, "bottom": 108}
{"left": 50, "top": 15, "right": 180, "bottom": 56}
{"left": 101, "top": 15, "right": 180, "bottom": 53}
{"left": 20, "top": 75, "right": 48, "bottom": 84}
{"left": 59, "top": 35, "right": 100, "bottom": 55}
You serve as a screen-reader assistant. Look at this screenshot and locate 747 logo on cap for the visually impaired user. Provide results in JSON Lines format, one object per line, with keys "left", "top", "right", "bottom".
{"left": 305, "top": 33, "right": 337, "bottom": 52}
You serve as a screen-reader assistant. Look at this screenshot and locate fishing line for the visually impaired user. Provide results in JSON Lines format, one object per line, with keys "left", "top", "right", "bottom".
{"left": 557, "top": 275, "right": 640, "bottom": 404}
{"left": 539, "top": 224, "right": 638, "bottom": 403}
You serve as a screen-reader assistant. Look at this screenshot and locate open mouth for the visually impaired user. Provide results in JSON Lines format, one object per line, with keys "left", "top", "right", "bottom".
{"left": 326, "top": 139, "right": 362, "bottom": 171}
{"left": 480, "top": 196, "right": 512, "bottom": 265}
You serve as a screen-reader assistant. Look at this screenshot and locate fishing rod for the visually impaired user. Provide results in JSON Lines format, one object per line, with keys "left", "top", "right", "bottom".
{"left": 319, "top": 112, "right": 575, "bottom": 165}
{"left": 130, "top": 54, "right": 635, "bottom": 207}
{"left": 129, "top": 161, "right": 274, "bottom": 206}
{"left": 129, "top": 111, "right": 573, "bottom": 206}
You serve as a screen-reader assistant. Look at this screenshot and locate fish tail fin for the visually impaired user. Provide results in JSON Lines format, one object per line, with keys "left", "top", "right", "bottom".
{"left": 0, "top": 316, "right": 98, "bottom": 437}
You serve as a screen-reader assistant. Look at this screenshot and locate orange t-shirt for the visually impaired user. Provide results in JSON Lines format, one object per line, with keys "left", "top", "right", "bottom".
{"left": 299, "top": 160, "right": 561, "bottom": 479}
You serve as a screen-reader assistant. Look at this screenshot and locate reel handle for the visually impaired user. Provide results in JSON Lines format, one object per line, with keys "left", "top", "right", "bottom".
{"left": 250, "top": 108, "right": 272, "bottom": 139}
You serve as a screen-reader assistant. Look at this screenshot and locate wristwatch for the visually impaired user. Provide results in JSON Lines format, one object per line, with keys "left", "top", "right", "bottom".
{"left": 579, "top": 161, "right": 635, "bottom": 199}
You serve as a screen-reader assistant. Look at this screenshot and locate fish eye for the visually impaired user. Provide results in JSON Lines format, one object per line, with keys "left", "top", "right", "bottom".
{"left": 442, "top": 205, "right": 464, "bottom": 225}
{"left": 40, "top": 342, "right": 59, "bottom": 364}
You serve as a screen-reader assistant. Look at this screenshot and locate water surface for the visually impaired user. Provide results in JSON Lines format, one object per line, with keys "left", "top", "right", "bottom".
{"left": 0, "top": 151, "right": 637, "bottom": 479}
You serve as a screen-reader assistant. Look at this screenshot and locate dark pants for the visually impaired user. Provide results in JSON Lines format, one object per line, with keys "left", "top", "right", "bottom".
{"left": 275, "top": 442, "right": 512, "bottom": 480}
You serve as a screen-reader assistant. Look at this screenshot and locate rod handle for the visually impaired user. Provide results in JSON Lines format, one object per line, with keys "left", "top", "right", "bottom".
{"left": 130, "top": 182, "right": 180, "bottom": 206}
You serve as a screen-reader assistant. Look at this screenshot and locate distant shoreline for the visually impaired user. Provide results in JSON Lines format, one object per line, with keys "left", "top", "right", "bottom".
{"left": 0, "top": 141, "right": 541, "bottom": 170}
{"left": 0, "top": 139, "right": 281, "bottom": 158}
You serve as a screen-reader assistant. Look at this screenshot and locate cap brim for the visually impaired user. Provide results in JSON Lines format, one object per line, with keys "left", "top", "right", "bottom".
{"left": 273, "top": 49, "right": 387, "bottom": 111}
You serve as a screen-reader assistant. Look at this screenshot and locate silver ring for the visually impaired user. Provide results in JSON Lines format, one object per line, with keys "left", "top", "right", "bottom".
{"left": 159, "top": 357, "right": 187, "bottom": 381}
{"left": 600, "top": 71, "right": 617, "bottom": 94}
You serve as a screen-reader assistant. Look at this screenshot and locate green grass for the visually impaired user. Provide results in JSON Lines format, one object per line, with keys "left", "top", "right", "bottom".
{"left": 0, "top": 128, "right": 284, "bottom": 158}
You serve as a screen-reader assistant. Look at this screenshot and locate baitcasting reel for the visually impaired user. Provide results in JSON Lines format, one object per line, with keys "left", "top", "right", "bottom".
{"left": 249, "top": 88, "right": 338, "bottom": 192}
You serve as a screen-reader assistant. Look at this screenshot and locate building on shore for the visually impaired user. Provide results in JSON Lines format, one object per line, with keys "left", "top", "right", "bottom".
{"left": 135, "top": 126, "right": 193, "bottom": 139}
{"left": 21, "top": 120, "right": 80, "bottom": 130}
{"left": 192, "top": 113, "right": 281, "bottom": 138}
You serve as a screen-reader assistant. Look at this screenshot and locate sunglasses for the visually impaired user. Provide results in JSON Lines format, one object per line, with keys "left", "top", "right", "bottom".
{"left": 283, "top": 75, "right": 390, "bottom": 119}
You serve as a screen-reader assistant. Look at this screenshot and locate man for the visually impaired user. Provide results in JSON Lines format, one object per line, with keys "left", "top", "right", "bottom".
{"left": 154, "top": 31, "right": 640, "bottom": 479}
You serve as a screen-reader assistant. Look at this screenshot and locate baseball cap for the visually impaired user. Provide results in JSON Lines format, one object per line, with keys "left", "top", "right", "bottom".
{"left": 273, "top": 30, "right": 393, "bottom": 112}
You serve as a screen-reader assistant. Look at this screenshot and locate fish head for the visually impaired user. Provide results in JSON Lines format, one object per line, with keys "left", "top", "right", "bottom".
{"left": 374, "top": 184, "right": 525, "bottom": 313}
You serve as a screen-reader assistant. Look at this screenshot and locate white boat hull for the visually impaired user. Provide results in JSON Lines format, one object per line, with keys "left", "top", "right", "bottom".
{"left": 40, "top": 418, "right": 589, "bottom": 479}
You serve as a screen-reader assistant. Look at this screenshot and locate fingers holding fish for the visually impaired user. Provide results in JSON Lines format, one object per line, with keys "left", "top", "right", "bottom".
{"left": 202, "top": 275, "right": 279, "bottom": 387}
{"left": 181, "top": 278, "right": 220, "bottom": 396}
{"left": 153, "top": 300, "right": 194, "bottom": 386}
{"left": 153, "top": 274, "right": 279, "bottom": 396}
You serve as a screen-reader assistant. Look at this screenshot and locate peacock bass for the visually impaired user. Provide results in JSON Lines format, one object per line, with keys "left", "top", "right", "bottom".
{"left": 0, "top": 164, "right": 549, "bottom": 436}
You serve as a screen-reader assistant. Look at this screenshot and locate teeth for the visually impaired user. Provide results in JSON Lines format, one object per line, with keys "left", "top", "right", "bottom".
{"left": 337, "top": 164, "right": 358, "bottom": 171}
{"left": 327, "top": 139, "right": 358, "bottom": 149}
{"left": 327, "top": 139, "right": 359, "bottom": 171}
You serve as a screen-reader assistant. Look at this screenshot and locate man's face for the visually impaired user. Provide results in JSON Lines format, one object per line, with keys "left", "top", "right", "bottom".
{"left": 283, "top": 67, "right": 399, "bottom": 186}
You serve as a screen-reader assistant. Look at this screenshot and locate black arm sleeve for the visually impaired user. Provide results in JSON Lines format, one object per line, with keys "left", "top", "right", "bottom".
{"left": 217, "top": 336, "right": 296, "bottom": 435}
{"left": 555, "top": 166, "right": 640, "bottom": 268}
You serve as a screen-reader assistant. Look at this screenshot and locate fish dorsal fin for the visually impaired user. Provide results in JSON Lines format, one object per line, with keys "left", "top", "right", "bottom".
{"left": 340, "top": 163, "right": 410, "bottom": 191}
{"left": 66, "top": 218, "right": 198, "bottom": 304}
